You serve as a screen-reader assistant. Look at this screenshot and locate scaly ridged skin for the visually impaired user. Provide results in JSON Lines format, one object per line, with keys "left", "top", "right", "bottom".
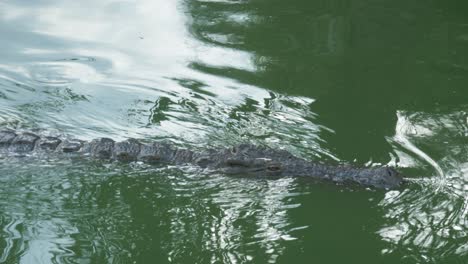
{"left": 0, "top": 130, "right": 403, "bottom": 189}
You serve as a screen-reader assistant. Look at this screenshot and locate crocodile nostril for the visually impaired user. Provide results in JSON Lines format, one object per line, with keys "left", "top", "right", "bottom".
{"left": 386, "top": 168, "right": 397, "bottom": 177}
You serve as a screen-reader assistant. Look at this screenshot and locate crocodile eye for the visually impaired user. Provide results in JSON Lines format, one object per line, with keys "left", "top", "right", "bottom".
{"left": 267, "top": 164, "right": 281, "bottom": 171}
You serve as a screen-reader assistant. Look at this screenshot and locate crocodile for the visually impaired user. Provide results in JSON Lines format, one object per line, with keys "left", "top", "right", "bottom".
{"left": 0, "top": 129, "right": 403, "bottom": 189}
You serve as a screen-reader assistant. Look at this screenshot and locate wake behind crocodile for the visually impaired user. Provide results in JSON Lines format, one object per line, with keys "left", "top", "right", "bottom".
{"left": 0, "top": 129, "right": 403, "bottom": 189}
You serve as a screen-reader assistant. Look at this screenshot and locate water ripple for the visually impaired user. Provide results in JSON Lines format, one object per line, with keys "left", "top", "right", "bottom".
{"left": 380, "top": 109, "right": 468, "bottom": 262}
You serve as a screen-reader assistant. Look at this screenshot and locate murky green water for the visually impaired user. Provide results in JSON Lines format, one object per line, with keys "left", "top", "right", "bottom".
{"left": 0, "top": 0, "right": 467, "bottom": 263}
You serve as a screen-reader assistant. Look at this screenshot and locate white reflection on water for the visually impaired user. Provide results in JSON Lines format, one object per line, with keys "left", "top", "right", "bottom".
{"left": 380, "top": 110, "right": 468, "bottom": 260}
{"left": 0, "top": 160, "right": 82, "bottom": 264}
{"left": 18, "top": 219, "right": 77, "bottom": 264}
{"left": 205, "top": 177, "right": 302, "bottom": 263}
{"left": 393, "top": 111, "right": 445, "bottom": 187}
{"left": 0, "top": 0, "right": 325, "bottom": 160}
{"left": 0, "top": 158, "right": 310, "bottom": 264}
{"left": 0, "top": 0, "right": 362, "bottom": 262}
{"left": 1, "top": 0, "right": 254, "bottom": 76}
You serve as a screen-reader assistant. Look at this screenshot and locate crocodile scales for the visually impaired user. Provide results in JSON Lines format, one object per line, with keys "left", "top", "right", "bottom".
{"left": 0, "top": 130, "right": 403, "bottom": 189}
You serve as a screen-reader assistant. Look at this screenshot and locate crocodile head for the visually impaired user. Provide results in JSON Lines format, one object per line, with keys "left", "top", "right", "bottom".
{"left": 338, "top": 166, "right": 404, "bottom": 189}
{"left": 221, "top": 156, "right": 403, "bottom": 189}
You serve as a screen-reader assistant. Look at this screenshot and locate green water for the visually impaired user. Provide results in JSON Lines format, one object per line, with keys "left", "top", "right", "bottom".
{"left": 0, "top": 0, "right": 467, "bottom": 263}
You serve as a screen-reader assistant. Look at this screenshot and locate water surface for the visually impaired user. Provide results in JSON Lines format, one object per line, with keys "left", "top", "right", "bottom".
{"left": 0, "top": 0, "right": 467, "bottom": 263}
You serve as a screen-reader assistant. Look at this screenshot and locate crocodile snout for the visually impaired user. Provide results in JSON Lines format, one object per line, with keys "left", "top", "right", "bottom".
{"left": 378, "top": 167, "right": 404, "bottom": 189}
